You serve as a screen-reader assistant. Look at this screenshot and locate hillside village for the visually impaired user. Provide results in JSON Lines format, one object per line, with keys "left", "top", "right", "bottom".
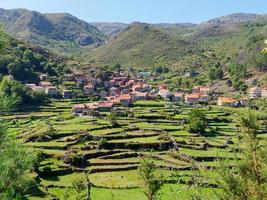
{"left": 24, "top": 70, "right": 267, "bottom": 116}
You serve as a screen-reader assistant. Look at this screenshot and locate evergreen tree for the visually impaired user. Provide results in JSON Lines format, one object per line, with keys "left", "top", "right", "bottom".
{"left": 138, "top": 158, "right": 163, "bottom": 200}
{"left": 216, "top": 111, "right": 267, "bottom": 200}
{"left": 0, "top": 27, "right": 38, "bottom": 199}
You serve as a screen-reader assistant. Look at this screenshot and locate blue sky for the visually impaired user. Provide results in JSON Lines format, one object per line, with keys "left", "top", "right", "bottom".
{"left": 0, "top": 0, "right": 266, "bottom": 23}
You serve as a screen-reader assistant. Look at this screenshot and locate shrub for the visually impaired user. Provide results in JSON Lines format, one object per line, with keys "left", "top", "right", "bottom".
{"left": 188, "top": 109, "right": 207, "bottom": 134}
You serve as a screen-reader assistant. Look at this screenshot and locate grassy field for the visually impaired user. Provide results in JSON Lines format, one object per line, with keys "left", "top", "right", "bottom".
{"left": 5, "top": 100, "right": 267, "bottom": 200}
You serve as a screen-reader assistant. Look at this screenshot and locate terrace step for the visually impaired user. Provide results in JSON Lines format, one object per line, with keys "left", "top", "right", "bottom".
{"left": 98, "top": 152, "right": 140, "bottom": 159}
{"left": 102, "top": 132, "right": 159, "bottom": 140}
{"left": 89, "top": 161, "right": 140, "bottom": 166}
{"left": 74, "top": 165, "right": 139, "bottom": 173}
{"left": 90, "top": 165, "right": 139, "bottom": 173}
{"left": 82, "top": 150, "right": 128, "bottom": 159}
{"left": 102, "top": 141, "right": 174, "bottom": 151}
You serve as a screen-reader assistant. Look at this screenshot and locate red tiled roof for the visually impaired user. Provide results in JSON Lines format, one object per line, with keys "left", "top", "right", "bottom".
{"left": 218, "top": 97, "right": 236, "bottom": 103}
{"left": 73, "top": 104, "right": 85, "bottom": 109}
{"left": 132, "top": 92, "right": 148, "bottom": 97}
{"left": 185, "top": 93, "right": 200, "bottom": 99}
{"left": 119, "top": 94, "right": 132, "bottom": 100}
{"left": 200, "top": 87, "right": 210, "bottom": 92}
{"left": 173, "top": 92, "right": 183, "bottom": 97}
{"left": 201, "top": 94, "right": 209, "bottom": 97}
{"left": 99, "top": 102, "right": 114, "bottom": 107}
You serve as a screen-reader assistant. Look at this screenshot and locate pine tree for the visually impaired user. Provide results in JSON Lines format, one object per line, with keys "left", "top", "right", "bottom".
{"left": 138, "top": 158, "right": 163, "bottom": 200}
{"left": 216, "top": 111, "right": 267, "bottom": 200}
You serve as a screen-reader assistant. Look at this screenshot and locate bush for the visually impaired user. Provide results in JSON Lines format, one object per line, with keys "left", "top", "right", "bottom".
{"left": 188, "top": 109, "right": 207, "bottom": 134}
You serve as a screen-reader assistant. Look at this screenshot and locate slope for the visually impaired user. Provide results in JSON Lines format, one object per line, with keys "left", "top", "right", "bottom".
{"left": 88, "top": 23, "right": 201, "bottom": 68}
{"left": 0, "top": 8, "right": 106, "bottom": 54}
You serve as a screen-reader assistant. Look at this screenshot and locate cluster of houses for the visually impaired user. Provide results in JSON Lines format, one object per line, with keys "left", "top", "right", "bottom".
{"left": 25, "top": 72, "right": 267, "bottom": 115}
{"left": 25, "top": 74, "right": 72, "bottom": 98}
{"left": 217, "top": 97, "right": 248, "bottom": 107}
{"left": 213, "top": 85, "right": 267, "bottom": 107}
{"left": 72, "top": 75, "right": 260, "bottom": 115}
{"left": 72, "top": 75, "right": 218, "bottom": 115}
{"left": 25, "top": 81, "right": 59, "bottom": 97}
{"left": 248, "top": 86, "right": 267, "bottom": 99}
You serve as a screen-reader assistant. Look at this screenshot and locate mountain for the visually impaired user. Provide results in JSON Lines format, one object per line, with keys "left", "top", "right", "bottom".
{"left": 89, "top": 22, "right": 128, "bottom": 39}
{"left": 88, "top": 13, "right": 267, "bottom": 71}
{"left": 201, "top": 13, "right": 266, "bottom": 27}
{"left": 153, "top": 23, "right": 197, "bottom": 30}
{"left": 0, "top": 8, "right": 106, "bottom": 54}
{"left": 0, "top": 8, "right": 266, "bottom": 71}
{"left": 88, "top": 22, "right": 202, "bottom": 68}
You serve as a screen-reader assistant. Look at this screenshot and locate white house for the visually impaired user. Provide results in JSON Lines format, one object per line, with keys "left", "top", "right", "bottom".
{"left": 45, "top": 86, "right": 58, "bottom": 97}
{"left": 158, "top": 89, "right": 172, "bottom": 100}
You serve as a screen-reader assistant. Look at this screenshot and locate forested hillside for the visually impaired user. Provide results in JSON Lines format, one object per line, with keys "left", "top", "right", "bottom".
{"left": 1, "top": 8, "right": 266, "bottom": 73}
{"left": 88, "top": 22, "right": 202, "bottom": 68}
{"left": 0, "top": 28, "right": 67, "bottom": 109}
{"left": 0, "top": 8, "right": 106, "bottom": 54}
{"left": 89, "top": 13, "right": 267, "bottom": 72}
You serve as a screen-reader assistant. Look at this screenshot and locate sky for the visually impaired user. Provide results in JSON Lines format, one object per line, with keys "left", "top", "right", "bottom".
{"left": 0, "top": 0, "right": 266, "bottom": 24}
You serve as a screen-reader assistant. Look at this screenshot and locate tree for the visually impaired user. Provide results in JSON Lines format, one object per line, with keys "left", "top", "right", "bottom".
{"left": 0, "top": 136, "right": 37, "bottom": 199}
{"left": 108, "top": 112, "right": 120, "bottom": 127}
{"left": 113, "top": 63, "right": 122, "bottom": 72}
{"left": 154, "top": 66, "right": 169, "bottom": 74}
{"left": 71, "top": 172, "right": 91, "bottom": 200}
{"left": 0, "top": 27, "right": 38, "bottom": 199}
{"left": 0, "top": 94, "right": 37, "bottom": 199}
{"left": 228, "top": 64, "right": 247, "bottom": 78}
{"left": 0, "top": 76, "right": 47, "bottom": 109}
{"left": 188, "top": 109, "right": 207, "bottom": 134}
{"left": 0, "top": 74, "right": 20, "bottom": 112}
{"left": 0, "top": 27, "right": 7, "bottom": 52}
{"left": 216, "top": 111, "right": 267, "bottom": 200}
{"left": 208, "top": 67, "right": 224, "bottom": 81}
{"left": 138, "top": 158, "right": 163, "bottom": 200}
{"left": 0, "top": 55, "right": 13, "bottom": 75}
{"left": 231, "top": 77, "right": 247, "bottom": 92}
{"left": 250, "top": 52, "right": 267, "bottom": 71}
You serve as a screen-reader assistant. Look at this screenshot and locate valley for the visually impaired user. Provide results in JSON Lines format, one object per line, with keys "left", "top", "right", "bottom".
{"left": 0, "top": 4, "right": 266, "bottom": 200}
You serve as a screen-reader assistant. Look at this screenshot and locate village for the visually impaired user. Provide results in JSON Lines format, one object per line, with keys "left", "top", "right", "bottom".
{"left": 24, "top": 71, "right": 267, "bottom": 116}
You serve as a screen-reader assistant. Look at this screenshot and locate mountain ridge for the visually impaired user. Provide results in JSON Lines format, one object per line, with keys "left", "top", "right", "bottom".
{"left": 0, "top": 8, "right": 106, "bottom": 54}
{"left": 0, "top": 8, "right": 266, "bottom": 70}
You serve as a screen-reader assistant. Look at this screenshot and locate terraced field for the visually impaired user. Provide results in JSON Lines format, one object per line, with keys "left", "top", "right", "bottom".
{"left": 6, "top": 100, "right": 267, "bottom": 200}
